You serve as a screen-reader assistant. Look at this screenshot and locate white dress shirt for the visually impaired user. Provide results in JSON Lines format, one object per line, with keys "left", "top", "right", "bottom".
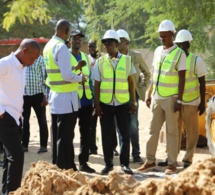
{"left": 0, "top": 53, "right": 25, "bottom": 125}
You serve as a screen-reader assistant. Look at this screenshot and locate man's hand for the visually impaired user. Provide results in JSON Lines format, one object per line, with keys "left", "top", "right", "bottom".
{"left": 79, "top": 76, "right": 87, "bottom": 85}
{"left": 0, "top": 113, "right": 5, "bottom": 119}
{"left": 174, "top": 101, "right": 182, "bottom": 112}
{"left": 146, "top": 97, "right": 151, "bottom": 108}
{"left": 130, "top": 104, "right": 137, "bottom": 116}
{"left": 75, "top": 60, "right": 86, "bottom": 71}
{"left": 198, "top": 101, "right": 205, "bottom": 116}
{"left": 95, "top": 103, "right": 103, "bottom": 118}
{"left": 41, "top": 96, "right": 48, "bottom": 107}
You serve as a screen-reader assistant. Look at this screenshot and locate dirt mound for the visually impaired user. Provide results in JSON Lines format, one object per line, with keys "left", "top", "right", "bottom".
{"left": 10, "top": 158, "right": 215, "bottom": 195}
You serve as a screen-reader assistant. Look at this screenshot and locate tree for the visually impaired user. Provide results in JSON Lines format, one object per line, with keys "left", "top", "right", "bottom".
{"left": 0, "top": 0, "right": 85, "bottom": 39}
{"left": 2, "top": 0, "right": 51, "bottom": 31}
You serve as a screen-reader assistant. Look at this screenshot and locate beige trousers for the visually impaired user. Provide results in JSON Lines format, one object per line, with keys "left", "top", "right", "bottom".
{"left": 179, "top": 105, "right": 199, "bottom": 162}
{"left": 146, "top": 97, "right": 179, "bottom": 166}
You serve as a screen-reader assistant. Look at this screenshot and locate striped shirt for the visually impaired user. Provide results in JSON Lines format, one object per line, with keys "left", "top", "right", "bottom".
{"left": 24, "top": 55, "right": 46, "bottom": 96}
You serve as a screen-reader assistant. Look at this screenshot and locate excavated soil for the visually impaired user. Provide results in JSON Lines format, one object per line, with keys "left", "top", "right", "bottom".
{"left": 10, "top": 158, "right": 215, "bottom": 195}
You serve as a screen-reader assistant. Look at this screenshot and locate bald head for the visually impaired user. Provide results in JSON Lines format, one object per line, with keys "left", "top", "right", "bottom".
{"left": 55, "top": 19, "right": 72, "bottom": 41}
{"left": 19, "top": 39, "right": 40, "bottom": 53}
{"left": 15, "top": 39, "right": 40, "bottom": 67}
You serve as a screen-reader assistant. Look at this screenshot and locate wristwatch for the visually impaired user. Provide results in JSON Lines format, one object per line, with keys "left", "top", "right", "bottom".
{"left": 176, "top": 99, "right": 182, "bottom": 104}
{"left": 132, "top": 102, "right": 137, "bottom": 106}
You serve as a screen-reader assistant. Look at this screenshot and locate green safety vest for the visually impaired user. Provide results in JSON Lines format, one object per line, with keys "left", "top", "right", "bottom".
{"left": 71, "top": 52, "right": 92, "bottom": 99}
{"left": 153, "top": 47, "right": 184, "bottom": 97}
{"left": 98, "top": 54, "right": 131, "bottom": 104}
{"left": 182, "top": 53, "right": 199, "bottom": 102}
{"left": 43, "top": 38, "right": 78, "bottom": 92}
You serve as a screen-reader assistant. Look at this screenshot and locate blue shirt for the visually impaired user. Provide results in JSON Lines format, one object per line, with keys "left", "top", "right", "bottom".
{"left": 72, "top": 53, "right": 93, "bottom": 107}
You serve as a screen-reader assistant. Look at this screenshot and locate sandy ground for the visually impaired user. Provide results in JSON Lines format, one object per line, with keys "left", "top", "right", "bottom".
{"left": 0, "top": 101, "right": 212, "bottom": 187}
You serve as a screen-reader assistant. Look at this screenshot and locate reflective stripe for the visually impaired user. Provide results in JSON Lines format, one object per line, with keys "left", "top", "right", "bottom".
{"left": 153, "top": 81, "right": 178, "bottom": 87}
{"left": 186, "top": 77, "right": 196, "bottom": 82}
{"left": 169, "top": 49, "right": 182, "bottom": 71}
{"left": 46, "top": 69, "right": 61, "bottom": 73}
{"left": 184, "top": 86, "right": 199, "bottom": 93}
{"left": 100, "top": 89, "right": 128, "bottom": 93}
{"left": 101, "top": 78, "right": 127, "bottom": 82}
{"left": 49, "top": 81, "right": 71, "bottom": 85}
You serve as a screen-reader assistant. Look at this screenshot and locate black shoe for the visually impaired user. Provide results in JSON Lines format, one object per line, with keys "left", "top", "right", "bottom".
{"left": 113, "top": 149, "right": 119, "bottom": 156}
{"left": 79, "top": 164, "right": 96, "bottom": 173}
{"left": 133, "top": 156, "right": 144, "bottom": 164}
{"left": 89, "top": 150, "right": 98, "bottom": 155}
{"left": 72, "top": 165, "right": 78, "bottom": 172}
{"left": 121, "top": 166, "right": 133, "bottom": 174}
{"left": 183, "top": 161, "right": 192, "bottom": 168}
{"left": 22, "top": 146, "right": 28, "bottom": 152}
{"left": 157, "top": 159, "right": 168, "bottom": 167}
{"left": 100, "top": 166, "right": 113, "bottom": 175}
{"left": 38, "top": 147, "right": 48, "bottom": 153}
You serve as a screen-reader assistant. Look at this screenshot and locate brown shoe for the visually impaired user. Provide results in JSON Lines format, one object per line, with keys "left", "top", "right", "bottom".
{"left": 165, "top": 164, "right": 177, "bottom": 175}
{"left": 137, "top": 162, "right": 156, "bottom": 171}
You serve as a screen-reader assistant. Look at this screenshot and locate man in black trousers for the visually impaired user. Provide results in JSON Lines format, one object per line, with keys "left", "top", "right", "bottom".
{"left": 0, "top": 39, "right": 40, "bottom": 194}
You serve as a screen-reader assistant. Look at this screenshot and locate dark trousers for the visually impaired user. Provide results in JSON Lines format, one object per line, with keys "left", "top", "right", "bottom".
{"left": 51, "top": 112, "right": 77, "bottom": 169}
{"left": 0, "top": 112, "right": 24, "bottom": 194}
{"left": 78, "top": 105, "right": 92, "bottom": 165}
{"left": 100, "top": 103, "right": 130, "bottom": 167}
{"left": 89, "top": 113, "right": 98, "bottom": 152}
{"left": 22, "top": 93, "right": 48, "bottom": 148}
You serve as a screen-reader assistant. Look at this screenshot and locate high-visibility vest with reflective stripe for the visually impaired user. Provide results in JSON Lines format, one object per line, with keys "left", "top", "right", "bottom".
{"left": 153, "top": 47, "right": 184, "bottom": 97}
{"left": 98, "top": 54, "right": 131, "bottom": 104}
{"left": 71, "top": 52, "right": 92, "bottom": 99}
{"left": 43, "top": 38, "right": 78, "bottom": 92}
{"left": 182, "top": 53, "right": 199, "bottom": 102}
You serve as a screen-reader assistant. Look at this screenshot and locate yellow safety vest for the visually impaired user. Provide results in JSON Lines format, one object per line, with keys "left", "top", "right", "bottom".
{"left": 182, "top": 53, "right": 199, "bottom": 102}
{"left": 43, "top": 38, "right": 78, "bottom": 92}
{"left": 71, "top": 52, "right": 92, "bottom": 99}
{"left": 153, "top": 47, "right": 184, "bottom": 97}
{"left": 98, "top": 54, "right": 131, "bottom": 104}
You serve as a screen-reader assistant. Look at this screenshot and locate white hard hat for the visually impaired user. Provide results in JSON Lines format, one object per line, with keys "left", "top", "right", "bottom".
{"left": 116, "top": 29, "right": 130, "bottom": 41}
{"left": 174, "top": 29, "right": 193, "bottom": 43}
{"left": 102, "top": 30, "right": 120, "bottom": 43}
{"left": 158, "top": 20, "right": 176, "bottom": 33}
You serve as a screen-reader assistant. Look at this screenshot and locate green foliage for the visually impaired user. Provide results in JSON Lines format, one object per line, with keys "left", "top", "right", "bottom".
{"left": 3, "top": 0, "right": 51, "bottom": 31}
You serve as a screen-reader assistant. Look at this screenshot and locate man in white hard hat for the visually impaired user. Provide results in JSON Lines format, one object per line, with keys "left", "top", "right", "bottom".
{"left": 116, "top": 29, "right": 150, "bottom": 164}
{"left": 174, "top": 29, "right": 207, "bottom": 168}
{"left": 137, "top": 20, "right": 186, "bottom": 174}
{"left": 92, "top": 29, "right": 136, "bottom": 175}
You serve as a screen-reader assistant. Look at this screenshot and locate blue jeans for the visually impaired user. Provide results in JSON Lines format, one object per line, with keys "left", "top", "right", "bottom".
{"left": 115, "top": 98, "right": 141, "bottom": 158}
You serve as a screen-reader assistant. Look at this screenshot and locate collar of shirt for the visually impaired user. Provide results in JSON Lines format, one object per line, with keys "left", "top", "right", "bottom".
{"left": 162, "top": 44, "right": 177, "bottom": 55}
{"left": 10, "top": 52, "right": 23, "bottom": 69}
{"left": 52, "top": 35, "right": 65, "bottom": 43}
{"left": 107, "top": 52, "right": 121, "bottom": 61}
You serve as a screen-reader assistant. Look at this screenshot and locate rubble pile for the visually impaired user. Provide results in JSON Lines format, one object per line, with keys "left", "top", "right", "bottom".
{"left": 10, "top": 158, "right": 215, "bottom": 195}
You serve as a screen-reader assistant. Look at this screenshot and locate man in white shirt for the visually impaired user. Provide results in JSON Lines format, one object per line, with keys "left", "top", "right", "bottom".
{"left": 137, "top": 20, "right": 186, "bottom": 174}
{"left": 0, "top": 39, "right": 40, "bottom": 194}
{"left": 174, "top": 29, "right": 207, "bottom": 168}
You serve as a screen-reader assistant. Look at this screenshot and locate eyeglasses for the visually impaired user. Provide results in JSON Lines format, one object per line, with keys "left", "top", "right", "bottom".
{"left": 72, "top": 37, "right": 84, "bottom": 42}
